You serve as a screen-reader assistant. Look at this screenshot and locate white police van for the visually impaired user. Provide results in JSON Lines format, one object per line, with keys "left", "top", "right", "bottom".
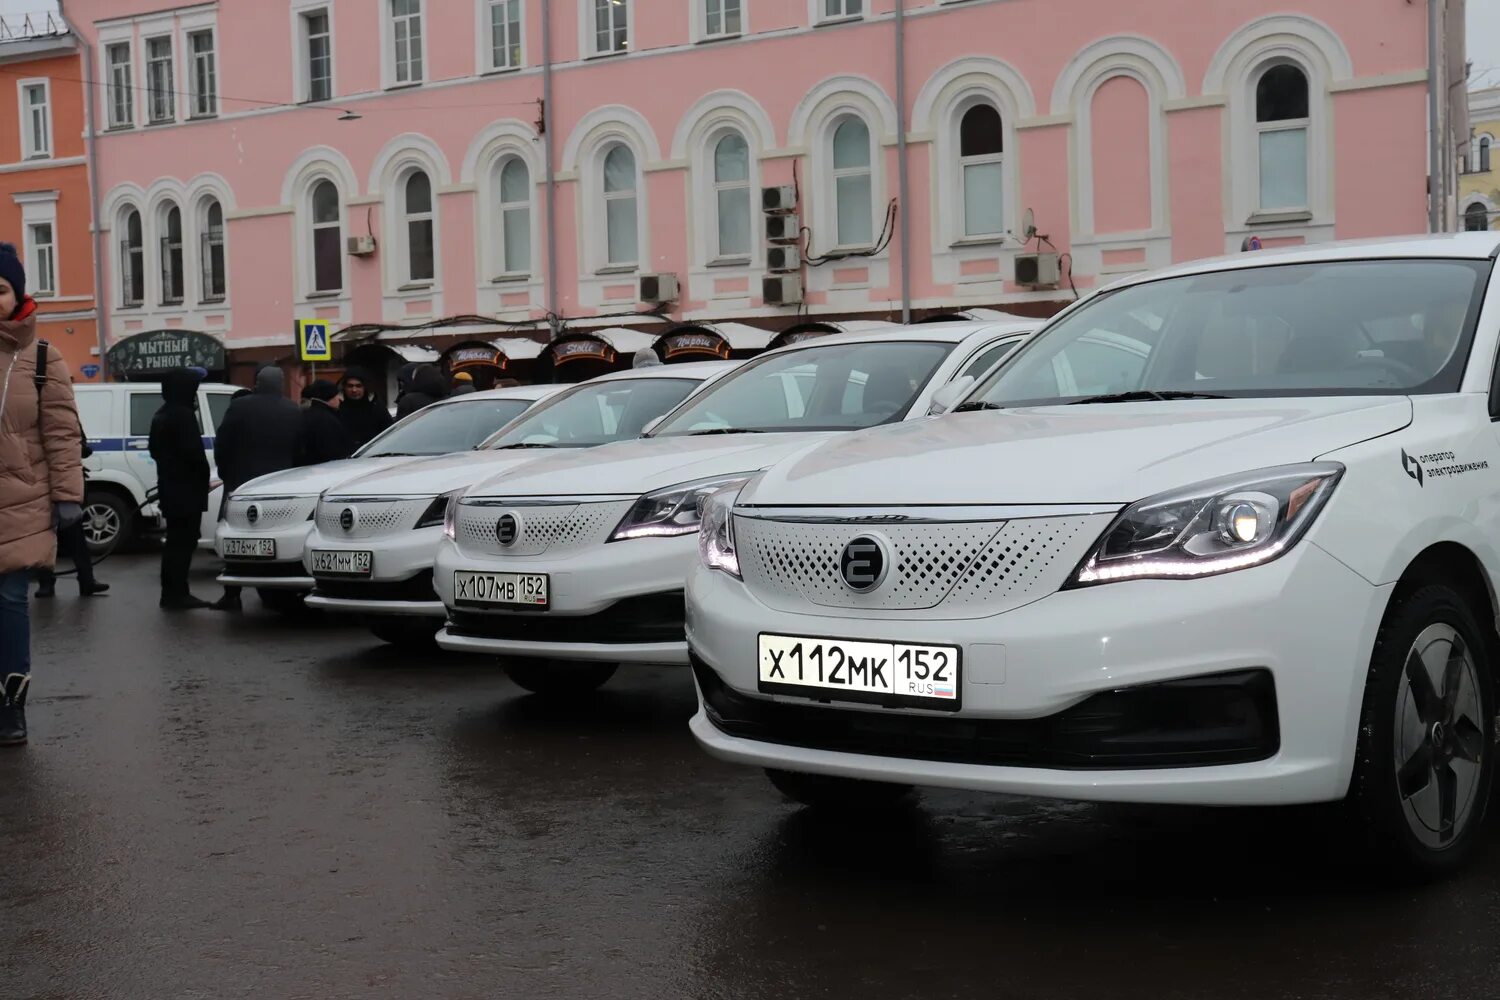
{"left": 72, "top": 382, "right": 240, "bottom": 554}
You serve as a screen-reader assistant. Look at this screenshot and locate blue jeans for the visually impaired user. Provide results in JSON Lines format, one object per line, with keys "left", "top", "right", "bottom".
{"left": 0, "top": 570, "right": 30, "bottom": 678}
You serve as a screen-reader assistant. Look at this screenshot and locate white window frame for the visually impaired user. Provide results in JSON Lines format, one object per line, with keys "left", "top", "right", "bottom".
{"left": 709, "top": 128, "right": 753, "bottom": 263}
{"left": 158, "top": 201, "right": 185, "bottom": 305}
{"left": 294, "top": 4, "right": 335, "bottom": 103}
{"left": 954, "top": 99, "right": 1008, "bottom": 242}
{"left": 198, "top": 196, "right": 227, "bottom": 303}
{"left": 699, "top": 0, "right": 744, "bottom": 41}
{"left": 480, "top": 0, "right": 524, "bottom": 73}
{"left": 187, "top": 28, "right": 217, "bottom": 119}
{"left": 103, "top": 39, "right": 134, "bottom": 129}
{"left": 15, "top": 191, "right": 59, "bottom": 298}
{"left": 144, "top": 34, "right": 176, "bottom": 124}
{"left": 598, "top": 142, "right": 640, "bottom": 270}
{"left": 17, "top": 79, "right": 51, "bottom": 160}
{"left": 301, "top": 174, "right": 346, "bottom": 298}
{"left": 118, "top": 205, "right": 145, "bottom": 307}
{"left": 1479, "top": 135, "right": 1493, "bottom": 174}
{"left": 1252, "top": 61, "right": 1310, "bottom": 214}
{"left": 391, "top": 165, "right": 437, "bottom": 288}
{"left": 813, "top": 0, "right": 864, "bottom": 25}
{"left": 491, "top": 153, "right": 533, "bottom": 279}
{"left": 583, "top": 0, "right": 631, "bottom": 58}
{"left": 826, "top": 113, "right": 877, "bottom": 251}
{"left": 384, "top": 0, "right": 426, "bottom": 88}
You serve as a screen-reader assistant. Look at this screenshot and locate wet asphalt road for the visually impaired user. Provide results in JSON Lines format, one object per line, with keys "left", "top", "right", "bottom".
{"left": 6, "top": 553, "right": 1500, "bottom": 999}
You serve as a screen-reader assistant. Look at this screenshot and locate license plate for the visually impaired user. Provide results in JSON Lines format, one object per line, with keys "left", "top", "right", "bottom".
{"left": 758, "top": 633, "right": 961, "bottom": 710}
{"left": 312, "top": 549, "right": 373, "bottom": 577}
{"left": 453, "top": 570, "right": 549, "bottom": 607}
{"left": 223, "top": 537, "right": 275, "bottom": 559}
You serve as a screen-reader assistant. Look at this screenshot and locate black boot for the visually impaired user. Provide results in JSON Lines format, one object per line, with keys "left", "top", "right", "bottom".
{"left": 0, "top": 673, "right": 29, "bottom": 747}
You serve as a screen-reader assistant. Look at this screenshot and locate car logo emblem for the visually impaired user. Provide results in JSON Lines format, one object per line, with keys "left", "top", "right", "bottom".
{"left": 497, "top": 513, "right": 519, "bottom": 546}
{"left": 838, "top": 535, "right": 888, "bottom": 593}
{"left": 246, "top": 504, "right": 259, "bottom": 525}
{"left": 339, "top": 507, "right": 356, "bottom": 531}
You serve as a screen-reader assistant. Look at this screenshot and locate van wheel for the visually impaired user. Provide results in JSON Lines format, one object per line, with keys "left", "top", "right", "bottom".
{"left": 503, "top": 659, "right": 616, "bottom": 697}
{"left": 257, "top": 588, "right": 307, "bottom": 614}
{"left": 765, "top": 769, "right": 914, "bottom": 811}
{"left": 368, "top": 620, "right": 439, "bottom": 650}
{"left": 1348, "top": 583, "right": 1495, "bottom": 877}
{"left": 82, "top": 489, "right": 131, "bottom": 556}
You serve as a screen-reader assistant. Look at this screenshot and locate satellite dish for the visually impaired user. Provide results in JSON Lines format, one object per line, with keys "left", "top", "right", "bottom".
{"left": 1021, "top": 208, "right": 1036, "bottom": 241}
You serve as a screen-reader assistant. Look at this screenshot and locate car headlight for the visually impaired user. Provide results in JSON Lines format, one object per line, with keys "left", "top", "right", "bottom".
{"left": 1068, "top": 463, "right": 1343, "bottom": 586}
{"left": 699, "top": 483, "right": 744, "bottom": 578}
{"left": 417, "top": 490, "right": 462, "bottom": 530}
{"left": 441, "top": 491, "right": 463, "bottom": 541}
{"left": 609, "top": 473, "right": 757, "bottom": 541}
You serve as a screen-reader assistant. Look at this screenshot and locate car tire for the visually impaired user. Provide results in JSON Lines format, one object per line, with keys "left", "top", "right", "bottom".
{"left": 257, "top": 588, "right": 308, "bottom": 615}
{"left": 368, "top": 620, "right": 439, "bottom": 650}
{"left": 81, "top": 489, "right": 132, "bottom": 557}
{"left": 1348, "top": 582, "right": 1495, "bottom": 877}
{"left": 765, "top": 768, "right": 915, "bottom": 811}
{"left": 503, "top": 659, "right": 617, "bottom": 697}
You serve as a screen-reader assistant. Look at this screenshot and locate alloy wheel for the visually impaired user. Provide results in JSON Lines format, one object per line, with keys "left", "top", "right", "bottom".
{"left": 1394, "top": 622, "right": 1485, "bottom": 849}
{"left": 82, "top": 502, "right": 121, "bottom": 548}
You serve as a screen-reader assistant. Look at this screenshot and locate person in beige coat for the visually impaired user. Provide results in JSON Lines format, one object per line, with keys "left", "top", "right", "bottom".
{"left": 0, "top": 241, "right": 82, "bottom": 746}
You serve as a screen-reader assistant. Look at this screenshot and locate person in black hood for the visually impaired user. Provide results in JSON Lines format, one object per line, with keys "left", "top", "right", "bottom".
{"left": 394, "top": 363, "right": 449, "bottom": 420}
{"left": 337, "top": 365, "right": 392, "bottom": 448}
{"left": 301, "top": 379, "right": 355, "bottom": 463}
{"left": 148, "top": 368, "right": 212, "bottom": 610}
{"left": 211, "top": 365, "right": 305, "bottom": 612}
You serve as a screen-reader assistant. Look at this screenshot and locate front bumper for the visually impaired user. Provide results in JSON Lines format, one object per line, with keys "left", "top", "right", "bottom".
{"left": 303, "top": 525, "right": 445, "bottom": 619}
{"left": 216, "top": 519, "right": 314, "bottom": 590}
{"left": 433, "top": 533, "right": 698, "bottom": 664}
{"left": 687, "top": 542, "right": 1389, "bottom": 807}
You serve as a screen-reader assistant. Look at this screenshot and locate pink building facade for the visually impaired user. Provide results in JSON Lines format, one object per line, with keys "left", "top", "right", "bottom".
{"left": 64, "top": 0, "right": 1439, "bottom": 381}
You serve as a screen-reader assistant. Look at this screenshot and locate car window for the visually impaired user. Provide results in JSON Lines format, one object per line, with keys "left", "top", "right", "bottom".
{"left": 957, "top": 339, "right": 1020, "bottom": 382}
{"left": 359, "top": 397, "right": 533, "bottom": 457}
{"left": 486, "top": 378, "right": 701, "bottom": 449}
{"left": 652, "top": 340, "right": 953, "bottom": 436}
{"left": 128, "top": 391, "right": 163, "bottom": 436}
{"left": 204, "top": 391, "right": 234, "bottom": 432}
{"left": 974, "top": 259, "right": 1492, "bottom": 405}
{"left": 74, "top": 391, "right": 111, "bottom": 438}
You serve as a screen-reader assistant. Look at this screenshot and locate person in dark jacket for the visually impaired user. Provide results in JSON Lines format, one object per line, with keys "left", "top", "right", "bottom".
{"left": 394, "top": 364, "right": 448, "bottom": 420}
{"left": 301, "top": 379, "right": 355, "bottom": 463}
{"left": 212, "top": 365, "right": 304, "bottom": 612}
{"left": 148, "top": 369, "right": 212, "bottom": 610}
{"left": 35, "top": 417, "right": 108, "bottom": 598}
{"left": 336, "top": 366, "right": 392, "bottom": 448}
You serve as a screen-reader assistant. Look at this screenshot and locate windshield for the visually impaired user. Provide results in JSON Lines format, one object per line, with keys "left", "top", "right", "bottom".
{"left": 651, "top": 340, "right": 952, "bottom": 436}
{"left": 483, "top": 377, "right": 702, "bottom": 449}
{"left": 970, "top": 259, "right": 1491, "bottom": 407}
{"left": 358, "top": 397, "right": 534, "bottom": 457}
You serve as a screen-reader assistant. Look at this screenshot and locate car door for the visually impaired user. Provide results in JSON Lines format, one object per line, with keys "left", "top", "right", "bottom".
{"left": 124, "top": 386, "right": 165, "bottom": 490}
{"left": 200, "top": 388, "right": 235, "bottom": 471}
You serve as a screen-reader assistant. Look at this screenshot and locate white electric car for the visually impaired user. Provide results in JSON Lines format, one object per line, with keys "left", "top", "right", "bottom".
{"left": 687, "top": 234, "right": 1500, "bottom": 875}
{"left": 301, "top": 361, "right": 737, "bottom": 646}
{"left": 216, "top": 383, "right": 561, "bottom": 610}
{"left": 434, "top": 320, "right": 1038, "bottom": 695}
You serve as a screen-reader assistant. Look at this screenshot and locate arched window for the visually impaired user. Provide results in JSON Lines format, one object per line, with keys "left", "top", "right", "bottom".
{"left": 1481, "top": 137, "right": 1493, "bottom": 174}
{"left": 160, "top": 202, "right": 184, "bottom": 304}
{"left": 403, "top": 169, "right": 434, "bottom": 283}
{"left": 199, "top": 198, "right": 225, "bottom": 302}
{"left": 1254, "top": 63, "right": 1309, "bottom": 212}
{"left": 712, "top": 131, "right": 751, "bottom": 259}
{"left": 120, "top": 208, "right": 144, "bottom": 306}
{"left": 494, "top": 156, "right": 531, "bottom": 277}
{"left": 602, "top": 143, "right": 638, "bottom": 267}
{"left": 958, "top": 103, "right": 1004, "bottom": 237}
{"left": 831, "top": 115, "right": 873, "bottom": 247}
{"left": 1465, "top": 202, "right": 1489, "bottom": 232}
{"left": 311, "top": 179, "right": 343, "bottom": 292}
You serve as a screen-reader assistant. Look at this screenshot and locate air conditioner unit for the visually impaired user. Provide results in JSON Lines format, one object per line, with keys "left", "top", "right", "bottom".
{"left": 762, "top": 185, "right": 797, "bottom": 214}
{"left": 639, "top": 272, "right": 679, "bottom": 304}
{"left": 767, "top": 246, "right": 801, "bottom": 273}
{"left": 763, "top": 274, "right": 803, "bottom": 306}
{"left": 346, "top": 234, "right": 376, "bottom": 257}
{"left": 766, "top": 213, "right": 800, "bottom": 244}
{"left": 1014, "top": 252, "right": 1060, "bottom": 289}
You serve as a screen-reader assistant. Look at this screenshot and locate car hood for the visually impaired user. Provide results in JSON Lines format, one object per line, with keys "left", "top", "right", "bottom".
{"left": 324, "top": 450, "right": 550, "bottom": 498}
{"left": 467, "top": 432, "right": 835, "bottom": 498}
{"left": 234, "top": 456, "right": 414, "bottom": 498}
{"left": 742, "top": 397, "right": 1413, "bottom": 506}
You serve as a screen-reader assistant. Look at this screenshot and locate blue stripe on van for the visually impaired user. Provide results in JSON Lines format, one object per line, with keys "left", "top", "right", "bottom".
{"left": 87, "top": 437, "right": 215, "bottom": 452}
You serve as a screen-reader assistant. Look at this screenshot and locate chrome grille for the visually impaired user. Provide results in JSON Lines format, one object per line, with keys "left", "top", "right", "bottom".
{"left": 454, "top": 500, "right": 635, "bottom": 557}
{"left": 225, "top": 496, "right": 315, "bottom": 530}
{"left": 734, "top": 513, "right": 1109, "bottom": 616}
{"left": 315, "top": 497, "right": 432, "bottom": 539}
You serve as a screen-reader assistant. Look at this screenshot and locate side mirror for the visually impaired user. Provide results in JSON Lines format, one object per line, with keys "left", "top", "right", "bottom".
{"left": 927, "top": 376, "right": 975, "bottom": 416}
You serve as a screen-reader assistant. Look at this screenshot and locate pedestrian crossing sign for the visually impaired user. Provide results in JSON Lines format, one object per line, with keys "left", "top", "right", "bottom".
{"left": 296, "top": 319, "right": 333, "bottom": 362}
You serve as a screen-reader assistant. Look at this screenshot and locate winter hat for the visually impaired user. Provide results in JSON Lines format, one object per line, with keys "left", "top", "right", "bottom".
{"left": 255, "top": 365, "right": 286, "bottom": 394}
{"left": 0, "top": 242, "right": 26, "bottom": 303}
{"left": 452, "top": 371, "right": 473, "bottom": 383}
{"left": 304, "top": 379, "right": 339, "bottom": 402}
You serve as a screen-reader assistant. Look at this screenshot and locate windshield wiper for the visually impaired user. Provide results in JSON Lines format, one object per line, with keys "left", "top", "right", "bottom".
{"left": 1068, "top": 390, "right": 1229, "bottom": 405}
{"left": 366, "top": 451, "right": 422, "bottom": 457}
{"left": 492, "top": 442, "right": 558, "bottom": 450}
{"left": 952, "top": 401, "right": 1003, "bottom": 412}
{"left": 686, "top": 427, "right": 766, "bottom": 436}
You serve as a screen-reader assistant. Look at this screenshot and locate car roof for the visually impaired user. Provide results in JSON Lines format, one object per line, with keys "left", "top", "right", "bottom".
{"left": 1106, "top": 232, "right": 1500, "bottom": 292}
{"left": 761, "top": 319, "right": 1041, "bottom": 358}
{"left": 582, "top": 360, "right": 738, "bottom": 383}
